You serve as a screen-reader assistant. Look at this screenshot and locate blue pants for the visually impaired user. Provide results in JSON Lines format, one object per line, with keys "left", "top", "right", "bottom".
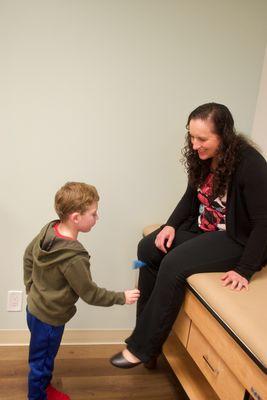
{"left": 27, "top": 308, "right": 65, "bottom": 400}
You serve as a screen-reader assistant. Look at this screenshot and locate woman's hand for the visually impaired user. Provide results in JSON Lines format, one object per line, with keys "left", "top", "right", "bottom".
{"left": 124, "top": 289, "right": 140, "bottom": 304}
{"left": 155, "top": 226, "right": 175, "bottom": 253}
{"left": 221, "top": 270, "right": 249, "bottom": 291}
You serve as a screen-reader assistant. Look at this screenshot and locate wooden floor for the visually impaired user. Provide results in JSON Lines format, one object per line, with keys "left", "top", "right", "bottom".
{"left": 0, "top": 344, "right": 189, "bottom": 400}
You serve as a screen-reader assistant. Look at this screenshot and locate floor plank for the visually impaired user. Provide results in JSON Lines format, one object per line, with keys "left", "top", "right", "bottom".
{"left": 0, "top": 345, "right": 189, "bottom": 400}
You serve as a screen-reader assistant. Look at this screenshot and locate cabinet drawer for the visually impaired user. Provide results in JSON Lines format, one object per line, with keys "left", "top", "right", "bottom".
{"left": 187, "top": 323, "right": 245, "bottom": 400}
{"left": 172, "top": 306, "right": 191, "bottom": 347}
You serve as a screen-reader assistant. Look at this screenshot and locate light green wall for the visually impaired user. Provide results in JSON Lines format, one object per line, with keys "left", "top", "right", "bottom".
{"left": 252, "top": 46, "right": 267, "bottom": 156}
{"left": 0, "top": 0, "right": 267, "bottom": 329}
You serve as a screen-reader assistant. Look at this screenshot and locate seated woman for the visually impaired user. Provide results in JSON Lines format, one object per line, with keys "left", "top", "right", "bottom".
{"left": 110, "top": 102, "right": 267, "bottom": 368}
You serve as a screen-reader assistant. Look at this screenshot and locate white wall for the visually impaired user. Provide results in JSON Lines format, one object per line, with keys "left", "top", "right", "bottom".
{"left": 0, "top": 0, "right": 267, "bottom": 329}
{"left": 252, "top": 46, "right": 267, "bottom": 156}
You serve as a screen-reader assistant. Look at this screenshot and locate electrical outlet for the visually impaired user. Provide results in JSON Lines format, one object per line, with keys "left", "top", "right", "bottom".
{"left": 7, "top": 291, "right": 23, "bottom": 312}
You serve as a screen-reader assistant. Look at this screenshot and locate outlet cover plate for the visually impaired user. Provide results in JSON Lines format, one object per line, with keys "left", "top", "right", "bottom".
{"left": 7, "top": 291, "right": 23, "bottom": 312}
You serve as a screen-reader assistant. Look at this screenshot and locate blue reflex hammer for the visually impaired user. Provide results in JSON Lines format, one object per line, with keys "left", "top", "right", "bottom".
{"left": 132, "top": 260, "right": 146, "bottom": 269}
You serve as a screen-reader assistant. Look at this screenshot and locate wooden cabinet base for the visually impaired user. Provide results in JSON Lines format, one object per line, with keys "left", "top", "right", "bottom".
{"left": 163, "top": 290, "right": 266, "bottom": 400}
{"left": 163, "top": 334, "right": 219, "bottom": 400}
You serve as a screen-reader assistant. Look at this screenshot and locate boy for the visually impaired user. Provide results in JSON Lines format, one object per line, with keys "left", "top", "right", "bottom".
{"left": 23, "top": 182, "right": 140, "bottom": 400}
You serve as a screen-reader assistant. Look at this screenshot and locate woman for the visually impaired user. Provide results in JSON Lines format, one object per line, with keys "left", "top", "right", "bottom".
{"left": 110, "top": 102, "right": 267, "bottom": 368}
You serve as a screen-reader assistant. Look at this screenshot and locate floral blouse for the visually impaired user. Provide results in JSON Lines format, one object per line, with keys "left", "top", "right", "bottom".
{"left": 197, "top": 173, "right": 227, "bottom": 231}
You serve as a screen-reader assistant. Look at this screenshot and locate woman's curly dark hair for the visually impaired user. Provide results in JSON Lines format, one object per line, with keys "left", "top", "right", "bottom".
{"left": 182, "top": 103, "right": 252, "bottom": 199}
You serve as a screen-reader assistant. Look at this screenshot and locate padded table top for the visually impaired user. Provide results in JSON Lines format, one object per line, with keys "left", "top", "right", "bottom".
{"left": 187, "top": 268, "right": 267, "bottom": 373}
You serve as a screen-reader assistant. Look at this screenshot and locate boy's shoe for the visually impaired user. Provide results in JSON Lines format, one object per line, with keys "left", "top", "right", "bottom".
{"left": 46, "top": 384, "right": 71, "bottom": 400}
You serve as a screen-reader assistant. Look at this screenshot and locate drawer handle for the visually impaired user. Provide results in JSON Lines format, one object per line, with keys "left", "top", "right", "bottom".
{"left": 251, "top": 386, "right": 262, "bottom": 400}
{"left": 202, "top": 355, "right": 219, "bottom": 375}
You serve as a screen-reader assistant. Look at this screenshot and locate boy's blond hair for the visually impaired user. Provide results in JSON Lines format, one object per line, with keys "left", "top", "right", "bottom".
{"left": 55, "top": 182, "right": 99, "bottom": 221}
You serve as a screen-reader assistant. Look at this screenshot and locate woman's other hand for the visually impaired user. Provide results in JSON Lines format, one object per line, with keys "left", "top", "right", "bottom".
{"left": 124, "top": 289, "right": 140, "bottom": 304}
{"left": 155, "top": 226, "right": 175, "bottom": 253}
{"left": 221, "top": 270, "right": 249, "bottom": 291}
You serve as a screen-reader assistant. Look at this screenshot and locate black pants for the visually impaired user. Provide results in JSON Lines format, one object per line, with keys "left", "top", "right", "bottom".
{"left": 125, "top": 224, "right": 244, "bottom": 362}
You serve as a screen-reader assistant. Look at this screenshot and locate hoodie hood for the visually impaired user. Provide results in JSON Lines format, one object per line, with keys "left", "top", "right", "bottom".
{"left": 32, "top": 220, "right": 89, "bottom": 268}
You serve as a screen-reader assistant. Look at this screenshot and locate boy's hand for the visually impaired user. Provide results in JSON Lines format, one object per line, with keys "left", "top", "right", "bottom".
{"left": 124, "top": 289, "right": 140, "bottom": 304}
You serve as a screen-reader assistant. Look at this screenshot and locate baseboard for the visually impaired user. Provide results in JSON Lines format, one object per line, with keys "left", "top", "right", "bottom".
{"left": 0, "top": 329, "right": 131, "bottom": 346}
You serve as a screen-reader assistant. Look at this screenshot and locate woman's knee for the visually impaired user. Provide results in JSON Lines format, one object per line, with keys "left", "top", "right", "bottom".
{"left": 137, "top": 236, "right": 149, "bottom": 261}
{"left": 137, "top": 230, "right": 161, "bottom": 265}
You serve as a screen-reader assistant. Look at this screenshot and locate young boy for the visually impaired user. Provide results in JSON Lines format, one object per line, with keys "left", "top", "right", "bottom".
{"left": 23, "top": 182, "right": 140, "bottom": 400}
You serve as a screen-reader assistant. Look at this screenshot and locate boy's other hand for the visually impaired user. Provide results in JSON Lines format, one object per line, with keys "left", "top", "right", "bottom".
{"left": 124, "top": 289, "right": 140, "bottom": 304}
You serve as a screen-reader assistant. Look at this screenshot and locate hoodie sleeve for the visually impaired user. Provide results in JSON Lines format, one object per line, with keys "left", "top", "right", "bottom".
{"left": 23, "top": 235, "right": 38, "bottom": 294}
{"left": 63, "top": 256, "right": 125, "bottom": 306}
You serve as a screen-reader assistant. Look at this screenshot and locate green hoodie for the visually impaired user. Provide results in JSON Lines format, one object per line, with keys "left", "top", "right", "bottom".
{"left": 23, "top": 221, "right": 125, "bottom": 326}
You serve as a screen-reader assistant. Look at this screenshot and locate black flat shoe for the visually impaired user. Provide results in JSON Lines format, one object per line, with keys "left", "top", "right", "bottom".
{"left": 144, "top": 357, "right": 157, "bottom": 370}
{"left": 110, "top": 351, "right": 142, "bottom": 369}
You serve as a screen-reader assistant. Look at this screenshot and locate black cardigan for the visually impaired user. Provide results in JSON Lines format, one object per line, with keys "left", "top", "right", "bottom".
{"left": 166, "top": 146, "right": 267, "bottom": 281}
